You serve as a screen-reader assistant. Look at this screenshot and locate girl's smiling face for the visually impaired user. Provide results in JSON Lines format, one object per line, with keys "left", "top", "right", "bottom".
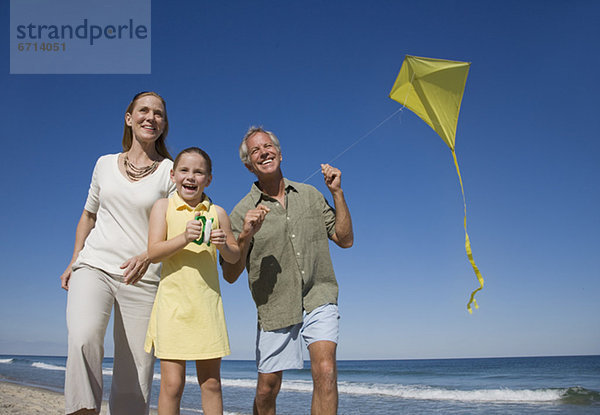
{"left": 171, "top": 152, "right": 212, "bottom": 207}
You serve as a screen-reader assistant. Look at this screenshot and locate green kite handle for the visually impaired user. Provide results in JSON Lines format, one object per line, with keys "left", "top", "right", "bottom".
{"left": 193, "top": 215, "right": 211, "bottom": 246}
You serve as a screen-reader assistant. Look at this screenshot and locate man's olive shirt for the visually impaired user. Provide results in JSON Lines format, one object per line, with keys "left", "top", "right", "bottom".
{"left": 229, "top": 178, "right": 338, "bottom": 331}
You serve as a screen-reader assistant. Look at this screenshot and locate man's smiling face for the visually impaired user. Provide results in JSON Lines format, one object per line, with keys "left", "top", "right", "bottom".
{"left": 245, "top": 132, "right": 282, "bottom": 177}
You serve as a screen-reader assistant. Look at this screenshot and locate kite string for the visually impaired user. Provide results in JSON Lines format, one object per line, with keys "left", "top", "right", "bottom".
{"left": 302, "top": 106, "right": 404, "bottom": 183}
{"left": 303, "top": 71, "right": 416, "bottom": 183}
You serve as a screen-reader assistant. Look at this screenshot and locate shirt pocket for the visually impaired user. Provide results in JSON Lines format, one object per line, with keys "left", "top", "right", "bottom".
{"left": 301, "top": 215, "right": 328, "bottom": 242}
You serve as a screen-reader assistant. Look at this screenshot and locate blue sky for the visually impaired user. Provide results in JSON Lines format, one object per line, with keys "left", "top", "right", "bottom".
{"left": 1, "top": 0, "right": 598, "bottom": 360}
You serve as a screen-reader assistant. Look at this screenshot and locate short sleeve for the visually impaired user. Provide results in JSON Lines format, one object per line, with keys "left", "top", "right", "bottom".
{"left": 229, "top": 203, "right": 246, "bottom": 240}
{"left": 83, "top": 158, "right": 101, "bottom": 214}
{"left": 320, "top": 193, "right": 336, "bottom": 239}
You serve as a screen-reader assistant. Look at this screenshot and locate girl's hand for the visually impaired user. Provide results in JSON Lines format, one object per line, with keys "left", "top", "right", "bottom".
{"left": 210, "top": 228, "right": 227, "bottom": 248}
{"left": 121, "top": 253, "right": 150, "bottom": 285}
{"left": 184, "top": 219, "right": 203, "bottom": 243}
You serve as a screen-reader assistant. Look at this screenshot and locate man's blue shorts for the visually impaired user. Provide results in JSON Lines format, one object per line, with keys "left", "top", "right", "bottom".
{"left": 255, "top": 303, "right": 340, "bottom": 373}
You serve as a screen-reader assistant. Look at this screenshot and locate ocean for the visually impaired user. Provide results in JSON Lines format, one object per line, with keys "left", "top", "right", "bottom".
{"left": 1, "top": 355, "right": 599, "bottom": 414}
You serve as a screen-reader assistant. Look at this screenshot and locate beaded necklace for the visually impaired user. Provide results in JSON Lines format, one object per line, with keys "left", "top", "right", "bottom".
{"left": 123, "top": 154, "right": 159, "bottom": 181}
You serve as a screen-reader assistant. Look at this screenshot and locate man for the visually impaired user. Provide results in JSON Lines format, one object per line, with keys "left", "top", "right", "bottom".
{"left": 222, "top": 126, "right": 353, "bottom": 415}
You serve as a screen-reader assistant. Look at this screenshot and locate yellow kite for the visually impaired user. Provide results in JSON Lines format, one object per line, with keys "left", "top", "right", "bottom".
{"left": 389, "top": 55, "right": 484, "bottom": 313}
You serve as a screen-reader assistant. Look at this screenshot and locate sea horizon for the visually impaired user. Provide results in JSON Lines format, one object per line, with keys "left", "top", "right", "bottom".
{"left": 3, "top": 352, "right": 598, "bottom": 361}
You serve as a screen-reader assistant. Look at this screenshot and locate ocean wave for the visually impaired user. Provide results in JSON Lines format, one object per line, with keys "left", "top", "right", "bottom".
{"left": 152, "top": 374, "right": 258, "bottom": 390}
{"left": 29, "top": 361, "right": 113, "bottom": 377}
{"left": 348, "top": 382, "right": 563, "bottom": 402}
{"left": 179, "top": 409, "right": 244, "bottom": 415}
{"left": 32, "top": 362, "right": 66, "bottom": 371}
{"left": 214, "top": 377, "right": 588, "bottom": 404}
{"left": 179, "top": 406, "right": 244, "bottom": 415}
{"left": 179, "top": 406, "right": 202, "bottom": 413}
{"left": 0, "top": 359, "right": 14, "bottom": 364}
{"left": 22, "top": 361, "right": 598, "bottom": 406}
{"left": 561, "top": 386, "right": 600, "bottom": 405}
{"left": 223, "top": 378, "right": 270, "bottom": 389}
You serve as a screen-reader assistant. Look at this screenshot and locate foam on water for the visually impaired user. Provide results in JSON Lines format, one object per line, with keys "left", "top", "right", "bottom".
{"left": 152, "top": 374, "right": 258, "bottom": 390}
{"left": 187, "top": 375, "right": 564, "bottom": 403}
{"left": 30, "top": 361, "right": 113, "bottom": 377}
{"left": 153, "top": 373, "right": 570, "bottom": 403}
{"left": 337, "top": 382, "right": 565, "bottom": 402}
{"left": 0, "top": 359, "right": 14, "bottom": 364}
{"left": 179, "top": 410, "right": 243, "bottom": 415}
{"left": 561, "top": 386, "right": 600, "bottom": 405}
{"left": 223, "top": 378, "right": 263, "bottom": 389}
{"left": 212, "top": 377, "right": 569, "bottom": 403}
{"left": 32, "top": 362, "right": 66, "bottom": 371}
{"left": 179, "top": 406, "right": 245, "bottom": 415}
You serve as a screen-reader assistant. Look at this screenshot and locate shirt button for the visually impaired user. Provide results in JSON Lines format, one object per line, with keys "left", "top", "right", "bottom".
{"left": 291, "top": 234, "right": 295, "bottom": 238}
{"left": 301, "top": 270, "right": 305, "bottom": 274}
{"left": 297, "top": 252, "right": 300, "bottom": 256}
{"left": 287, "top": 216, "right": 290, "bottom": 220}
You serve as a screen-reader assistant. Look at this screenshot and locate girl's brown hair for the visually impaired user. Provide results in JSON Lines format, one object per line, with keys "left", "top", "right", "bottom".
{"left": 173, "top": 147, "right": 213, "bottom": 174}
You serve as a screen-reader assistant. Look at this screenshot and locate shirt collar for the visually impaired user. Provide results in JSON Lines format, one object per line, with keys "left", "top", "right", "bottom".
{"left": 173, "top": 191, "right": 211, "bottom": 212}
{"left": 249, "top": 178, "right": 298, "bottom": 206}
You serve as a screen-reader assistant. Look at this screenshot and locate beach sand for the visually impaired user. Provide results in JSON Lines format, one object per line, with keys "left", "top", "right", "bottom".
{"left": 0, "top": 381, "right": 158, "bottom": 415}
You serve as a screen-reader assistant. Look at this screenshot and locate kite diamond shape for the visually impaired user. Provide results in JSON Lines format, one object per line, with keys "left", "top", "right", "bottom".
{"left": 389, "top": 55, "right": 470, "bottom": 150}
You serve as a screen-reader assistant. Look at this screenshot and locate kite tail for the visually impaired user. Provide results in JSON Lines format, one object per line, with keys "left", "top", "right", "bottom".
{"left": 452, "top": 149, "right": 485, "bottom": 313}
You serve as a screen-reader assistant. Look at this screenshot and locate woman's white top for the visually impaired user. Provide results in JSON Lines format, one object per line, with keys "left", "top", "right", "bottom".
{"left": 73, "top": 153, "right": 175, "bottom": 283}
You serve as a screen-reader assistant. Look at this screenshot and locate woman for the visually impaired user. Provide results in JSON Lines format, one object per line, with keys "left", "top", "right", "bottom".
{"left": 60, "top": 91, "right": 176, "bottom": 415}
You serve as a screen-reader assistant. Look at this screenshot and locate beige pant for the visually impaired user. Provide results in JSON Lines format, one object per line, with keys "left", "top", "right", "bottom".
{"left": 65, "top": 266, "right": 158, "bottom": 415}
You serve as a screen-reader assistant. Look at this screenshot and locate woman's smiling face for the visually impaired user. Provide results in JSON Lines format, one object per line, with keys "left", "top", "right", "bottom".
{"left": 125, "top": 95, "right": 166, "bottom": 144}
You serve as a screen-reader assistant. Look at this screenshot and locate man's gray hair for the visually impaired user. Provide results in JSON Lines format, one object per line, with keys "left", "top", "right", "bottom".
{"left": 239, "top": 126, "right": 281, "bottom": 165}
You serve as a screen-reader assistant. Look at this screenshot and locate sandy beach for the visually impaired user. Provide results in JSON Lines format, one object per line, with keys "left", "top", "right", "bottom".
{"left": 0, "top": 381, "right": 158, "bottom": 415}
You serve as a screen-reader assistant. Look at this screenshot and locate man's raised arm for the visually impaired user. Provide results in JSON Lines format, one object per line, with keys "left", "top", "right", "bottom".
{"left": 321, "top": 163, "right": 353, "bottom": 249}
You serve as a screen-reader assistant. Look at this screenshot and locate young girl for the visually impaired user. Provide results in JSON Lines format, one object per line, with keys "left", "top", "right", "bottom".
{"left": 144, "top": 147, "right": 240, "bottom": 415}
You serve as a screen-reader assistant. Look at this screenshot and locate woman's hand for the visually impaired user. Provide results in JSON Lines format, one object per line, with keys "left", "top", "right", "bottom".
{"left": 120, "top": 253, "right": 150, "bottom": 285}
{"left": 61, "top": 209, "right": 97, "bottom": 291}
{"left": 60, "top": 264, "right": 73, "bottom": 291}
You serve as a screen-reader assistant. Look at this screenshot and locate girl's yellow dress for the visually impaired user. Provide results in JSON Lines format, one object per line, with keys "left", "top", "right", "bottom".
{"left": 145, "top": 193, "right": 230, "bottom": 360}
